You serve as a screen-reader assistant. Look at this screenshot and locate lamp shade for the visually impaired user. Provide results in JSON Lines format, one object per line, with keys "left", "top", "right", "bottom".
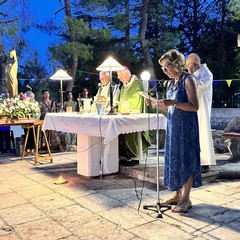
{"left": 50, "top": 69, "right": 72, "bottom": 80}
{"left": 96, "top": 57, "right": 124, "bottom": 71}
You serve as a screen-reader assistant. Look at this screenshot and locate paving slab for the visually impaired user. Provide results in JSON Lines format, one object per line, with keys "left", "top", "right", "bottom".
{"left": 14, "top": 218, "right": 71, "bottom": 240}
{"left": 0, "top": 150, "right": 240, "bottom": 239}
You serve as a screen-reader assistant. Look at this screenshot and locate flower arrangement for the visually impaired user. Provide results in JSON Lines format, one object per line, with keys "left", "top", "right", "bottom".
{"left": 95, "top": 95, "right": 107, "bottom": 115}
{"left": 0, "top": 92, "right": 40, "bottom": 119}
{"left": 95, "top": 95, "right": 107, "bottom": 103}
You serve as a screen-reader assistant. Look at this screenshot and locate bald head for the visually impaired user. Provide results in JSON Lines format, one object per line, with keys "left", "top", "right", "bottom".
{"left": 117, "top": 67, "right": 131, "bottom": 84}
{"left": 187, "top": 53, "right": 201, "bottom": 64}
{"left": 186, "top": 53, "right": 201, "bottom": 74}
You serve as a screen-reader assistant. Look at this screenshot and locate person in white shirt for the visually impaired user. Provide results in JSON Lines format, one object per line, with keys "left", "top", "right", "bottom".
{"left": 92, "top": 71, "right": 119, "bottom": 111}
{"left": 186, "top": 53, "right": 216, "bottom": 173}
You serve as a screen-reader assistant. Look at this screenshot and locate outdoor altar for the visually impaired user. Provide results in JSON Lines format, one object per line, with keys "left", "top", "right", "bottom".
{"left": 43, "top": 112, "right": 167, "bottom": 177}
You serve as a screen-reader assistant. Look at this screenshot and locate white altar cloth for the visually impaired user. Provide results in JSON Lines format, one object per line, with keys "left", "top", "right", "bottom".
{"left": 42, "top": 113, "right": 167, "bottom": 144}
{"left": 42, "top": 113, "right": 167, "bottom": 177}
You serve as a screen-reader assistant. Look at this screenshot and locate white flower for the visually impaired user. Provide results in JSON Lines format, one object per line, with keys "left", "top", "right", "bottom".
{"left": 0, "top": 95, "right": 40, "bottom": 119}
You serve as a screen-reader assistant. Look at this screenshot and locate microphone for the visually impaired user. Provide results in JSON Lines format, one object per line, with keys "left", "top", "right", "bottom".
{"left": 149, "top": 79, "right": 166, "bottom": 93}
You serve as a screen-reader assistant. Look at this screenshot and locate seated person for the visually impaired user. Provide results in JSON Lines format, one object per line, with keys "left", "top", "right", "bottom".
{"left": 63, "top": 91, "right": 77, "bottom": 112}
{"left": 92, "top": 71, "right": 120, "bottom": 112}
{"left": 117, "top": 66, "right": 150, "bottom": 164}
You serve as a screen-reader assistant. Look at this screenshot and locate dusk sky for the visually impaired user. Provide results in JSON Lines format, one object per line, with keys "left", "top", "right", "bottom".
{"left": 25, "top": 0, "right": 64, "bottom": 64}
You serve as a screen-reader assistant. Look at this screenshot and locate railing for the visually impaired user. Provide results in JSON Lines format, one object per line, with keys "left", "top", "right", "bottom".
{"left": 212, "top": 79, "right": 240, "bottom": 108}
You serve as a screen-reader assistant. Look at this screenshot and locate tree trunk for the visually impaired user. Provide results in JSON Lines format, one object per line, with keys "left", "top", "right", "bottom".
{"left": 64, "top": 0, "right": 78, "bottom": 92}
{"left": 139, "top": 0, "right": 156, "bottom": 80}
{"left": 0, "top": 36, "right": 7, "bottom": 92}
{"left": 124, "top": 0, "right": 131, "bottom": 67}
{"left": 219, "top": 0, "right": 226, "bottom": 79}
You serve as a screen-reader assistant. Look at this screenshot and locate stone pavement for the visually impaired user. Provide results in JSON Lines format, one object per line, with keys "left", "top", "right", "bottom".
{"left": 0, "top": 151, "right": 240, "bottom": 240}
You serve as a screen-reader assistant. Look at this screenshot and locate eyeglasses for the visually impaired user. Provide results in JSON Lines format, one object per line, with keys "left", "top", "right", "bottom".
{"left": 186, "top": 63, "right": 195, "bottom": 68}
{"left": 161, "top": 63, "right": 172, "bottom": 72}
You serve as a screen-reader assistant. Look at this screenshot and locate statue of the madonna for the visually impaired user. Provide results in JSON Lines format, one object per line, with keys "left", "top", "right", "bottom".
{"left": 5, "top": 49, "right": 18, "bottom": 98}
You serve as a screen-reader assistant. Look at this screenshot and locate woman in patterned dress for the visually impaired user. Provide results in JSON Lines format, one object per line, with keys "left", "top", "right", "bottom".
{"left": 147, "top": 49, "right": 202, "bottom": 213}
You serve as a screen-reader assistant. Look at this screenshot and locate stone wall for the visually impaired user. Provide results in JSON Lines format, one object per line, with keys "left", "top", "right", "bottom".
{"left": 211, "top": 108, "right": 240, "bottom": 130}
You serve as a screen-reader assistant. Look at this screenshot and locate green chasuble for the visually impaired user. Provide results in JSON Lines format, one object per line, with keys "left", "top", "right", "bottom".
{"left": 118, "top": 75, "right": 150, "bottom": 158}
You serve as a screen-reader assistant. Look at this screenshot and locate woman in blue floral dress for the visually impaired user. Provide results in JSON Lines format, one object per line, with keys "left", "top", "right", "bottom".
{"left": 148, "top": 49, "right": 201, "bottom": 213}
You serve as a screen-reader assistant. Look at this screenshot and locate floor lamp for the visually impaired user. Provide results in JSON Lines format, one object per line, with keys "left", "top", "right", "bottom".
{"left": 96, "top": 56, "right": 124, "bottom": 115}
{"left": 141, "top": 71, "right": 171, "bottom": 218}
{"left": 50, "top": 69, "right": 72, "bottom": 110}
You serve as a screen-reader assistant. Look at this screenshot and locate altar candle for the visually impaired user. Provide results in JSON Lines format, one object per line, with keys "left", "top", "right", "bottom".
{"left": 66, "top": 106, "right": 72, "bottom": 112}
{"left": 82, "top": 98, "right": 92, "bottom": 111}
{"left": 120, "top": 100, "right": 130, "bottom": 114}
{"left": 54, "top": 175, "right": 68, "bottom": 185}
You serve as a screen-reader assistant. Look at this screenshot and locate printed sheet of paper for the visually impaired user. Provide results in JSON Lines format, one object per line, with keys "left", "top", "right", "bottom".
{"left": 138, "top": 91, "right": 157, "bottom": 106}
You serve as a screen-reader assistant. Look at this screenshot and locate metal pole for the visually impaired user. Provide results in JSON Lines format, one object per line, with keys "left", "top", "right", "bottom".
{"left": 156, "top": 91, "right": 160, "bottom": 203}
{"left": 60, "top": 78, "right": 63, "bottom": 110}
{"left": 108, "top": 70, "right": 116, "bottom": 115}
{"left": 143, "top": 81, "right": 171, "bottom": 218}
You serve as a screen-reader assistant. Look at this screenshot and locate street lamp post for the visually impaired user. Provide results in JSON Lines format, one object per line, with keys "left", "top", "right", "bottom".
{"left": 50, "top": 69, "right": 72, "bottom": 110}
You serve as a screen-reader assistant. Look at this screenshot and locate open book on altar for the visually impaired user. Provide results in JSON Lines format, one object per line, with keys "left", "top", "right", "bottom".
{"left": 138, "top": 91, "right": 157, "bottom": 106}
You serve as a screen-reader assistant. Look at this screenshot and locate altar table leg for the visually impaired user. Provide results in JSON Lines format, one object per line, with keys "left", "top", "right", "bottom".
{"left": 137, "top": 132, "right": 144, "bottom": 163}
{"left": 77, "top": 134, "right": 118, "bottom": 177}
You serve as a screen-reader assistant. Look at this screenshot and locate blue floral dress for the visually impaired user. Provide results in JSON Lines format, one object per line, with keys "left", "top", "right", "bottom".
{"left": 164, "top": 72, "right": 202, "bottom": 191}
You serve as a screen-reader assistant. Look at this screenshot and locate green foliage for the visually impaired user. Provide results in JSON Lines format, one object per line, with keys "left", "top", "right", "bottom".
{"left": 65, "top": 17, "right": 91, "bottom": 40}
{"left": 66, "top": 42, "right": 93, "bottom": 59}
{"left": 16, "top": 50, "right": 55, "bottom": 102}
{"left": 0, "top": 0, "right": 31, "bottom": 48}
{"left": 20, "top": 51, "right": 48, "bottom": 79}
{"left": 12, "top": 0, "right": 240, "bottom": 104}
{"left": 228, "top": 0, "right": 240, "bottom": 20}
{"left": 48, "top": 41, "right": 93, "bottom": 69}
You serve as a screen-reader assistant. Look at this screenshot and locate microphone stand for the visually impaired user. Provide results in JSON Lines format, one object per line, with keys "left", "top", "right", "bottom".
{"left": 143, "top": 80, "right": 171, "bottom": 218}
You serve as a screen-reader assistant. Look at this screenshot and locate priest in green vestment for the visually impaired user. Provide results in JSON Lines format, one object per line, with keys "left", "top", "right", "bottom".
{"left": 117, "top": 66, "right": 150, "bottom": 162}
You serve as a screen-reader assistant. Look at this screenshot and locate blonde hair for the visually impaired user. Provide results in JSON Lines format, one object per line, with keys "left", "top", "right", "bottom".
{"left": 159, "top": 49, "right": 186, "bottom": 72}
